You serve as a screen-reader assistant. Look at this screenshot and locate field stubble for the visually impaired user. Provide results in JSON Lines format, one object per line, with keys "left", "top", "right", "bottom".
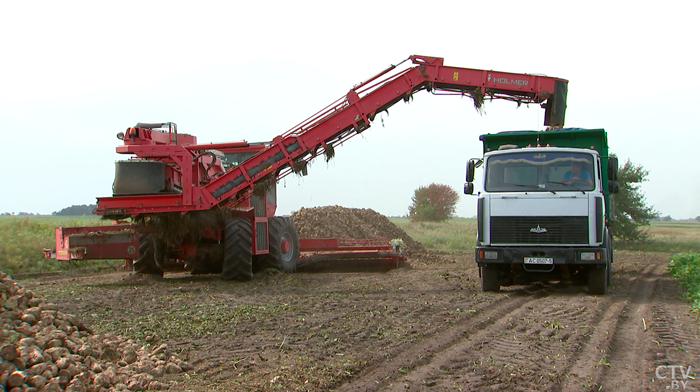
{"left": 20, "top": 250, "right": 700, "bottom": 392}
{"left": 4, "top": 214, "right": 700, "bottom": 391}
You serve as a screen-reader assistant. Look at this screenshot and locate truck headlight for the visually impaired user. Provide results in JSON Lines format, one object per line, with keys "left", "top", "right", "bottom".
{"left": 484, "top": 251, "right": 499, "bottom": 260}
{"left": 581, "top": 252, "right": 597, "bottom": 261}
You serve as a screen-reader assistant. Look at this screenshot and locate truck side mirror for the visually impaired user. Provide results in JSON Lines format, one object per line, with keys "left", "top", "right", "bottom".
{"left": 466, "top": 160, "right": 475, "bottom": 182}
{"left": 464, "top": 182, "right": 474, "bottom": 195}
{"left": 608, "top": 181, "right": 620, "bottom": 194}
{"left": 607, "top": 157, "right": 618, "bottom": 181}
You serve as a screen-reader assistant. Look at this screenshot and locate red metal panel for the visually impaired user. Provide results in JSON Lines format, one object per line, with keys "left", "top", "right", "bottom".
{"left": 299, "top": 237, "right": 393, "bottom": 252}
{"left": 253, "top": 216, "right": 269, "bottom": 255}
{"left": 44, "top": 225, "right": 139, "bottom": 261}
{"left": 186, "top": 141, "right": 251, "bottom": 151}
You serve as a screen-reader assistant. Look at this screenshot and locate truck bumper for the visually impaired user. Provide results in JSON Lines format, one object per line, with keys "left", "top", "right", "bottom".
{"left": 475, "top": 246, "right": 608, "bottom": 266}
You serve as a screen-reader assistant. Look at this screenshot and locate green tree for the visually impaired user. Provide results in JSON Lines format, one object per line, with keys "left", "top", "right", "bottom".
{"left": 408, "top": 183, "right": 459, "bottom": 222}
{"left": 610, "top": 158, "right": 659, "bottom": 241}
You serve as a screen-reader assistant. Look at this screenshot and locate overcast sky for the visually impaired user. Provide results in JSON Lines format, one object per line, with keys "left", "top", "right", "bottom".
{"left": 1, "top": 1, "right": 697, "bottom": 219}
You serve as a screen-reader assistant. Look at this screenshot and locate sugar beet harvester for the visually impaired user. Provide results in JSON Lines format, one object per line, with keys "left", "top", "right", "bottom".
{"left": 45, "top": 55, "right": 568, "bottom": 280}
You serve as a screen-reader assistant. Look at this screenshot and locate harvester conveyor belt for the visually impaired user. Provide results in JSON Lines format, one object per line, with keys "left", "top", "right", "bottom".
{"left": 96, "top": 55, "right": 567, "bottom": 216}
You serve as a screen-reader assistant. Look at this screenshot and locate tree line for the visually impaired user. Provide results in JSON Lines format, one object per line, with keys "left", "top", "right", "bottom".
{"left": 52, "top": 204, "right": 96, "bottom": 216}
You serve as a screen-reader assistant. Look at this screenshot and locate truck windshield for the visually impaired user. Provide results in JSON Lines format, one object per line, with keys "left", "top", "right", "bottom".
{"left": 485, "top": 151, "right": 596, "bottom": 192}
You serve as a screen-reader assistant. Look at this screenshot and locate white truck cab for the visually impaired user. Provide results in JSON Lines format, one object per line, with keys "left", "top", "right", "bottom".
{"left": 466, "top": 129, "right": 619, "bottom": 295}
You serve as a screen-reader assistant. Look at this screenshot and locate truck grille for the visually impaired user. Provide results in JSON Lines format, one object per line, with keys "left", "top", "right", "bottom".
{"left": 490, "top": 216, "right": 588, "bottom": 244}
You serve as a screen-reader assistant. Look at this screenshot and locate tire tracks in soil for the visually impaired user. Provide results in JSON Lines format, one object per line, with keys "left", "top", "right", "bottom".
{"left": 643, "top": 274, "right": 700, "bottom": 391}
{"left": 387, "top": 284, "right": 605, "bottom": 392}
{"left": 561, "top": 259, "right": 700, "bottom": 392}
{"left": 333, "top": 287, "right": 548, "bottom": 392}
{"left": 558, "top": 261, "right": 662, "bottom": 391}
{"left": 336, "top": 258, "right": 688, "bottom": 392}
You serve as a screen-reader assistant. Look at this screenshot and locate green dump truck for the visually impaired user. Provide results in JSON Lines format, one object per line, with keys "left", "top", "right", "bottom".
{"left": 465, "top": 128, "right": 619, "bottom": 295}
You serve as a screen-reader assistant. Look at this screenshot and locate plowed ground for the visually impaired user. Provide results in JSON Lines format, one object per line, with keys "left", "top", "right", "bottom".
{"left": 20, "top": 251, "right": 700, "bottom": 391}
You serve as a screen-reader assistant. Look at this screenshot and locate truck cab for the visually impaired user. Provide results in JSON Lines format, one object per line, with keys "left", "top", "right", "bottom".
{"left": 466, "top": 128, "right": 619, "bottom": 295}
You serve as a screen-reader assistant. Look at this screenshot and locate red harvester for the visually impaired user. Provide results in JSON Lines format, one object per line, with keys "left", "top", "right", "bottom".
{"left": 44, "top": 55, "right": 568, "bottom": 279}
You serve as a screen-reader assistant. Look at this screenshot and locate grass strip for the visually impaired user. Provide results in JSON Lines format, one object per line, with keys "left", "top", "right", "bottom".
{"left": 668, "top": 251, "right": 700, "bottom": 318}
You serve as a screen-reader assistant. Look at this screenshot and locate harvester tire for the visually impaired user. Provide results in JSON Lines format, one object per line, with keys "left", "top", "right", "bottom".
{"left": 221, "top": 217, "right": 253, "bottom": 281}
{"left": 133, "top": 234, "right": 164, "bottom": 276}
{"left": 588, "top": 263, "right": 609, "bottom": 295}
{"left": 263, "top": 217, "right": 300, "bottom": 273}
{"left": 481, "top": 266, "right": 500, "bottom": 292}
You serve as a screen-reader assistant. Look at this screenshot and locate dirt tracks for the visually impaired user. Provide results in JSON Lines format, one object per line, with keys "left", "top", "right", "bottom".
{"left": 21, "top": 251, "right": 700, "bottom": 392}
{"left": 338, "top": 252, "right": 700, "bottom": 392}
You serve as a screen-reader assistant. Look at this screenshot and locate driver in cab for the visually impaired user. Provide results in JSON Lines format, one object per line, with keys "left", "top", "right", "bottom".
{"left": 563, "top": 161, "right": 593, "bottom": 186}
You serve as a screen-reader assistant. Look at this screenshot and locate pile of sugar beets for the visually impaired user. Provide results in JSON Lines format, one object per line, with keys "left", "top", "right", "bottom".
{"left": 0, "top": 272, "right": 191, "bottom": 391}
{"left": 290, "top": 205, "right": 426, "bottom": 255}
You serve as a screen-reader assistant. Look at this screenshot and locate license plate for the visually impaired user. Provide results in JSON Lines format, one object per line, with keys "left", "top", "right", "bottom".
{"left": 524, "top": 257, "right": 554, "bottom": 265}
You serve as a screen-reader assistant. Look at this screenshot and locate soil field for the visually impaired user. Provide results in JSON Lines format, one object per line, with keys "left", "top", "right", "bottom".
{"left": 18, "top": 250, "right": 700, "bottom": 392}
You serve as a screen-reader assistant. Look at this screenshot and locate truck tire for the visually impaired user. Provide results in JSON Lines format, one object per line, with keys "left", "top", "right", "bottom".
{"left": 263, "top": 217, "right": 300, "bottom": 273}
{"left": 605, "top": 229, "right": 614, "bottom": 285}
{"left": 133, "top": 234, "right": 164, "bottom": 276}
{"left": 588, "top": 264, "right": 608, "bottom": 295}
{"left": 481, "top": 266, "right": 500, "bottom": 292}
{"left": 221, "top": 217, "right": 253, "bottom": 281}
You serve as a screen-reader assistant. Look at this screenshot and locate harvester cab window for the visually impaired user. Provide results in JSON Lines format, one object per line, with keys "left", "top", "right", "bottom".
{"left": 224, "top": 152, "right": 256, "bottom": 167}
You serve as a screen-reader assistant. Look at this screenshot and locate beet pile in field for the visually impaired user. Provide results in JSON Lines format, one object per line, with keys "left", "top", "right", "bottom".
{"left": 0, "top": 272, "right": 191, "bottom": 391}
{"left": 290, "top": 206, "right": 449, "bottom": 264}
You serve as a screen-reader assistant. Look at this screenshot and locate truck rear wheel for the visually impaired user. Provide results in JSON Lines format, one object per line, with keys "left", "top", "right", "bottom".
{"left": 588, "top": 263, "right": 609, "bottom": 295}
{"left": 221, "top": 217, "right": 253, "bottom": 281}
{"left": 263, "top": 217, "right": 300, "bottom": 273}
{"left": 133, "top": 234, "right": 164, "bottom": 276}
{"left": 481, "top": 266, "right": 500, "bottom": 292}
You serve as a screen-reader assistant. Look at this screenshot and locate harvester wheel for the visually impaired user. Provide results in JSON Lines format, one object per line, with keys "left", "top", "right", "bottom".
{"left": 133, "top": 234, "right": 164, "bottom": 276}
{"left": 221, "top": 217, "right": 253, "bottom": 281}
{"left": 264, "top": 217, "right": 300, "bottom": 273}
{"left": 481, "top": 266, "right": 500, "bottom": 292}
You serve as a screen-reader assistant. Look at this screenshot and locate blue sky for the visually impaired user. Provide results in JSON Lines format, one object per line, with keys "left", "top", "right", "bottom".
{"left": 1, "top": 0, "right": 697, "bottom": 218}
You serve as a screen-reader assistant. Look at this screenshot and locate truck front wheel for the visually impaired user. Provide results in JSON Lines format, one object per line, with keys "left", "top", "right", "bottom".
{"left": 588, "top": 263, "right": 609, "bottom": 295}
{"left": 481, "top": 266, "right": 500, "bottom": 292}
